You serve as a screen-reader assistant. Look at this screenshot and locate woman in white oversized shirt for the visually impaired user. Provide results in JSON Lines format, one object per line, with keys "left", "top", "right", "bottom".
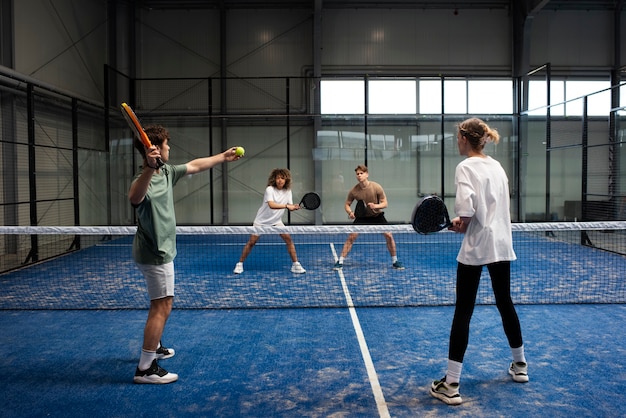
{"left": 233, "top": 168, "right": 306, "bottom": 274}
{"left": 430, "top": 118, "right": 528, "bottom": 406}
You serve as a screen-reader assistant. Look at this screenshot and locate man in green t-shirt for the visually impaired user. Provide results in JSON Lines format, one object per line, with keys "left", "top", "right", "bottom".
{"left": 129, "top": 124, "right": 241, "bottom": 384}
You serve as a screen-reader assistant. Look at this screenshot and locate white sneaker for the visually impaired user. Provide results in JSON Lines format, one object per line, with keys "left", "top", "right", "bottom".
{"left": 509, "top": 361, "right": 529, "bottom": 383}
{"left": 233, "top": 262, "right": 244, "bottom": 274}
{"left": 429, "top": 376, "right": 462, "bottom": 405}
{"left": 291, "top": 261, "right": 306, "bottom": 274}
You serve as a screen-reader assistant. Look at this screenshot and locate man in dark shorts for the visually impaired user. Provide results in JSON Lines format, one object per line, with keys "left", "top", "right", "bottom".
{"left": 333, "top": 164, "right": 404, "bottom": 270}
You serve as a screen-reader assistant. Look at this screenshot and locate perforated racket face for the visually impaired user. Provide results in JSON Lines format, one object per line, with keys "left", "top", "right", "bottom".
{"left": 411, "top": 196, "right": 451, "bottom": 234}
{"left": 300, "top": 192, "right": 321, "bottom": 210}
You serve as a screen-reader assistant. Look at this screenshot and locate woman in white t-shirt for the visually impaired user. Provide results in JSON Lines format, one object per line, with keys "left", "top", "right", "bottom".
{"left": 233, "top": 168, "right": 306, "bottom": 274}
{"left": 430, "top": 118, "right": 528, "bottom": 406}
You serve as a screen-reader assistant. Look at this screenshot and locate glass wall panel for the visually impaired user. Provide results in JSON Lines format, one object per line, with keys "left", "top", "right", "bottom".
{"left": 316, "top": 117, "right": 365, "bottom": 223}
{"left": 366, "top": 116, "right": 420, "bottom": 222}
{"left": 411, "top": 118, "right": 443, "bottom": 198}
{"left": 616, "top": 108, "right": 626, "bottom": 219}
{"left": 109, "top": 123, "right": 135, "bottom": 225}
{"left": 550, "top": 146, "right": 582, "bottom": 220}
{"left": 521, "top": 117, "right": 548, "bottom": 221}
{"left": 224, "top": 123, "right": 290, "bottom": 225}
{"left": 288, "top": 121, "right": 315, "bottom": 225}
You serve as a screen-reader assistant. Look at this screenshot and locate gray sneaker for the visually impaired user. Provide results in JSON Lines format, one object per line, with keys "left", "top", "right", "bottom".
{"left": 430, "top": 376, "right": 462, "bottom": 405}
{"left": 509, "top": 362, "right": 529, "bottom": 383}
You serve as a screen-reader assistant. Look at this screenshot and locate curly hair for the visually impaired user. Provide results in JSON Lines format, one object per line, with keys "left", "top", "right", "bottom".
{"left": 133, "top": 125, "right": 170, "bottom": 159}
{"left": 267, "top": 168, "right": 292, "bottom": 190}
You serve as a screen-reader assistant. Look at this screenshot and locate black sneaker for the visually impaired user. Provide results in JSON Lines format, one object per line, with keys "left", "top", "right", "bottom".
{"left": 156, "top": 341, "right": 175, "bottom": 360}
{"left": 134, "top": 359, "right": 178, "bottom": 384}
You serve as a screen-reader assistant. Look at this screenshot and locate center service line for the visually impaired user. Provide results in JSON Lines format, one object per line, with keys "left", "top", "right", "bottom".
{"left": 330, "top": 243, "right": 390, "bottom": 418}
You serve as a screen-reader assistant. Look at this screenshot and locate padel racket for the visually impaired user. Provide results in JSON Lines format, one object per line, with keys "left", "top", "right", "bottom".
{"left": 120, "top": 102, "right": 164, "bottom": 168}
{"left": 353, "top": 200, "right": 367, "bottom": 217}
{"left": 411, "top": 195, "right": 452, "bottom": 234}
{"left": 299, "top": 192, "right": 321, "bottom": 210}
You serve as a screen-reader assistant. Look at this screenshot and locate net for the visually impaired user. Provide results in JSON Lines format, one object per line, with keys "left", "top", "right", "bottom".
{"left": 1, "top": 222, "right": 626, "bottom": 310}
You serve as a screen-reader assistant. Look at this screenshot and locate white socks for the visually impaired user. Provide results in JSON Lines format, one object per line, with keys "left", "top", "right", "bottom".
{"left": 511, "top": 345, "right": 527, "bottom": 364}
{"left": 392, "top": 256, "right": 398, "bottom": 263}
{"left": 445, "top": 346, "right": 525, "bottom": 385}
{"left": 446, "top": 360, "right": 463, "bottom": 384}
{"left": 139, "top": 349, "right": 156, "bottom": 371}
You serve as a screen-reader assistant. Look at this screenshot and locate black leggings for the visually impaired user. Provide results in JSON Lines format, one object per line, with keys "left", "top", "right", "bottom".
{"left": 448, "top": 261, "right": 523, "bottom": 363}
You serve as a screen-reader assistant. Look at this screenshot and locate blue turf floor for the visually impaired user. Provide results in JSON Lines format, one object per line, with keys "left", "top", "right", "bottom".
{"left": 1, "top": 304, "right": 625, "bottom": 417}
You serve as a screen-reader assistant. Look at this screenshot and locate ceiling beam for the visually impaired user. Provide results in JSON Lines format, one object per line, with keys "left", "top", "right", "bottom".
{"left": 528, "top": 0, "right": 550, "bottom": 16}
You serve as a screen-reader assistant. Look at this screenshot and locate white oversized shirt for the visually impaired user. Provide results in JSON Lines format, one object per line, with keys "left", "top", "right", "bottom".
{"left": 454, "top": 156, "right": 516, "bottom": 266}
{"left": 253, "top": 186, "right": 293, "bottom": 226}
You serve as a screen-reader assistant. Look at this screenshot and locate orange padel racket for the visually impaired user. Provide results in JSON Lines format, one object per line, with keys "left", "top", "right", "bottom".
{"left": 120, "top": 102, "right": 164, "bottom": 168}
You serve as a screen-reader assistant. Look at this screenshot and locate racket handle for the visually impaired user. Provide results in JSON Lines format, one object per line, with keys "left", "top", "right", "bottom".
{"left": 141, "top": 132, "right": 164, "bottom": 167}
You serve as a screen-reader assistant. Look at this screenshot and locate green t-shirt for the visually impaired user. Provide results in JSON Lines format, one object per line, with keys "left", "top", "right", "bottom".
{"left": 132, "top": 163, "right": 187, "bottom": 265}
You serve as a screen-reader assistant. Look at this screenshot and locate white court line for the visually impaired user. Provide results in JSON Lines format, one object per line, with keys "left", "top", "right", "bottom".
{"left": 330, "top": 243, "right": 390, "bottom": 418}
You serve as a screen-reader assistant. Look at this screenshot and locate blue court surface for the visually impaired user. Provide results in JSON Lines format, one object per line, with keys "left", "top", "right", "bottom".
{"left": 1, "top": 229, "right": 626, "bottom": 417}
{"left": 1, "top": 304, "right": 626, "bottom": 417}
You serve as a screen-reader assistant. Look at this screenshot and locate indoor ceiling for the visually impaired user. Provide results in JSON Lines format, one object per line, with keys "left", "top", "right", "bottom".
{"left": 135, "top": 0, "right": 623, "bottom": 12}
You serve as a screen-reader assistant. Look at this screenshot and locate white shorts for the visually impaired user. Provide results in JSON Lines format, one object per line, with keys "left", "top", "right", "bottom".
{"left": 252, "top": 220, "right": 285, "bottom": 235}
{"left": 136, "top": 261, "right": 175, "bottom": 300}
{"left": 253, "top": 221, "right": 285, "bottom": 227}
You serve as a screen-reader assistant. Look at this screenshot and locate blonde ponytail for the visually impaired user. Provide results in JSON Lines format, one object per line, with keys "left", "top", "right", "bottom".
{"left": 458, "top": 118, "right": 499, "bottom": 150}
{"left": 479, "top": 120, "right": 500, "bottom": 145}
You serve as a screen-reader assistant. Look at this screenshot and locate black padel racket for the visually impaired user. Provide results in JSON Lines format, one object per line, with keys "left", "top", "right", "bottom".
{"left": 121, "top": 102, "right": 164, "bottom": 168}
{"left": 353, "top": 200, "right": 367, "bottom": 217}
{"left": 299, "top": 192, "right": 321, "bottom": 210}
{"left": 411, "top": 195, "right": 452, "bottom": 234}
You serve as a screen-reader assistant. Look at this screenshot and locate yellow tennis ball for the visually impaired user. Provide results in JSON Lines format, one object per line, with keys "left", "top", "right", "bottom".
{"left": 235, "top": 146, "right": 245, "bottom": 157}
